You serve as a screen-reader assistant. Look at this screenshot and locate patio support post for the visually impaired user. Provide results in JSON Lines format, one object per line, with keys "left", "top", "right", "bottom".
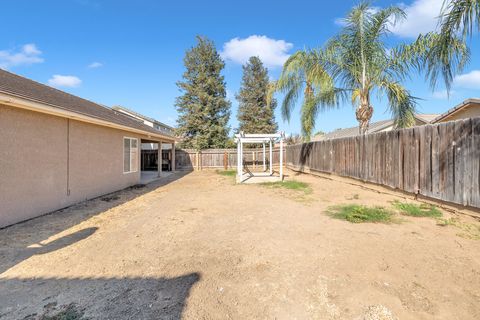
{"left": 263, "top": 142, "right": 266, "bottom": 171}
{"left": 269, "top": 139, "right": 273, "bottom": 175}
{"left": 279, "top": 138, "right": 283, "bottom": 180}
{"left": 171, "top": 141, "right": 176, "bottom": 171}
{"left": 158, "top": 141, "right": 162, "bottom": 177}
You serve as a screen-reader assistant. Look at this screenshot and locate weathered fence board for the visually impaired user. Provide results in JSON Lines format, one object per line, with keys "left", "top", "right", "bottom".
{"left": 286, "top": 117, "right": 480, "bottom": 208}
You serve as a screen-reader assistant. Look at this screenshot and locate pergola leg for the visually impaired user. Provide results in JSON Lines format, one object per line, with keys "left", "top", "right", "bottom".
{"left": 280, "top": 138, "right": 283, "bottom": 180}
{"left": 240, "top": 141, "right": 243, "bottom": 180}
{"left": 263, "top": 143, "right": 266, "bottom": 171}
{"left": 269, "top": 140, "right": 273, "bottom": 175}
{"left": 237, "top": 140, "right": 241, "bottom": 179}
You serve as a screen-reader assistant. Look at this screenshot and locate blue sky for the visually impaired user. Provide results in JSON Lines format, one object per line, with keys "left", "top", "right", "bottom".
{"left": 1, "top": 0, "right": 479, "bottom": 135}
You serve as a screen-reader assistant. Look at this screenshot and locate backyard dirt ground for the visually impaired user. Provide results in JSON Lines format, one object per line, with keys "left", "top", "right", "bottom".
{"left": 0, "top": 170, "right": 479, "bottom": 320}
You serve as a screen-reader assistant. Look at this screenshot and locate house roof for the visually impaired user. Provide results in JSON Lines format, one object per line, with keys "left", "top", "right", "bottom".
{"left": 315, "top": 113, "right": 439, "bottom": 141}
{"left": 414, "top": 113, "right": 439, "bottom": 123}
{"left": 316, "top": 119, "right": 393, "bottom": 140}
{"left": 0, "top": 69, "right": 174, "bottom": 140}
{"left": 431, "top": 98, "right": 480, "bottom": 123}
{"left": 112, "top": 105, "right": 175, "bottom": 130}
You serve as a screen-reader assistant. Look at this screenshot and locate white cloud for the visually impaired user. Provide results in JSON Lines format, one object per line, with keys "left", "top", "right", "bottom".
{"left": 88, "top": 61, "right": 103, "bottom": 68}
{"left": 221, "top": 35, "right": 293, "bottom": 68}
{"left": 391, "top": 0, "right": 445, "bottom": 38}
{"left": 0, "top": 43, "right": 44, "bottom": 69}
{"left": 453, "top": 70, "right": 480, "bottom": 89}
{"left": 48, "top": 75, "right": 82, "bottom": 88}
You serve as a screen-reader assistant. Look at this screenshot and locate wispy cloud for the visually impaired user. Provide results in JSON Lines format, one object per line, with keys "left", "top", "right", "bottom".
{"left": 453, "top": 70, "right": 480, "bottom": 89}
{"left": 88, "top": 61, "right": 103, "bottom": 69}
{"left": 432, "top": 89, "right": 455, "bottom": 100}
{"left": 0, "top": 43, "right": 44, "bottom": 69}
{"left": 221, "top": 35, "right": 293, "bottom": 68}
{"left": 48, "top": 75, "right": 82, "bottom": 88}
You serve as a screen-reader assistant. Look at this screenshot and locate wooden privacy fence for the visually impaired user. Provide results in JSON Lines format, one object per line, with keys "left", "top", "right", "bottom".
{"left": 175, "top": 148, "right": 285, "bottom": 171}
{"left": 286, "top": 117, "right": 480, "bottom": 208}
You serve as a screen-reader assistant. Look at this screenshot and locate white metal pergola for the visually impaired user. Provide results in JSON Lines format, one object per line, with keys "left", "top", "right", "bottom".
{"left": 234, "top": 132, "right": 285, "bottom": 183}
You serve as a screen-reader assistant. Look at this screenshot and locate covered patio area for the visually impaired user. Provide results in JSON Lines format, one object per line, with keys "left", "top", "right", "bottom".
{"left": 140, "top": 138, "right": 176, "bottom": 184}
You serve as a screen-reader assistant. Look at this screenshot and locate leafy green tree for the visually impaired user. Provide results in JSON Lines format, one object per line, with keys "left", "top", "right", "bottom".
{"left": 175, "top": 36, "right": 231, "bottom": 149}
{"left": 271, "top": 2, "right": 468, "bottom": 138}
{"left": 236, "top": 56, "right": 278, "bottom": 134}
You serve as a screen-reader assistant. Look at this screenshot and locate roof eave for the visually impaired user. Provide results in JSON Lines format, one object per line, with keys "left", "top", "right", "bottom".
{"left": 0, "top": 91, "right": 177, "bottom": 142}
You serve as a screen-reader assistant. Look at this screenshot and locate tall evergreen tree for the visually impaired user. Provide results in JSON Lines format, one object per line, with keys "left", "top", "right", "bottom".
{"left": 236, "top": 56, "right": 278, "bottom": 134}
{"left": 175, "top": 36, "right": 231, "bottom": 149}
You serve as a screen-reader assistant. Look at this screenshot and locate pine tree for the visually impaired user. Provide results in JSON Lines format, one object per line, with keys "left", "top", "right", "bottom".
{"left": 175, "top": 36, "right": 231, "bottom": 150}
{"left": 236, "top": 56, "right": 278, "bottom": 134}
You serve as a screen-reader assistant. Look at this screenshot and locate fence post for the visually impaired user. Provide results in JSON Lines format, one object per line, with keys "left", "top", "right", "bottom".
{"left": 224, "top": 151, "right": 228, "bottom": 170}
{"left": 195, "top": 151, "right": 199, "bottom": 171}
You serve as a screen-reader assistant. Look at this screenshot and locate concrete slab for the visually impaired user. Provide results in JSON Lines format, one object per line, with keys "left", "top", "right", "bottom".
{"left": 236, "top": 172, "right": 283, "bottom": 184}
{"left": 140, "top": 171, "right": 174, "bottom": 184}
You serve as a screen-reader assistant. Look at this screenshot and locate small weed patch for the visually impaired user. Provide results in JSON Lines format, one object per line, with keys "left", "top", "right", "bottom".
{"left": 216, "top": 170, "right": 237, "bottom": 177}
{"left": 437, "top": 217, "right": 480, "bottom": 240}
{"left": 261, "top": 180, "right": 311, "bottom": 193}
{"left": 393, "top": 201, "right": 442, "bottom": 217}
{"left": 327, "top": 204, "right": 394, "bottom": 223}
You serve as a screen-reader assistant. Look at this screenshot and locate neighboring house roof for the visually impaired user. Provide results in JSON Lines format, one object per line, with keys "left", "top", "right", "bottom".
{"left": 431, "top": 98, "right": 480, "bottom": 123}
{"left": 112, "top": 105, "right": 175, "bottom": 131}
{"left": 0, "top": 69, "right": 174, "bottom": 140}
{"left": 316, "top": 113, "right": 438, "bottom": 141}
{"left": 414, "top": 113, "right": 439, "bottom": 123}
{"left": 317, "top": 119, "right": 393, "bottom": 140}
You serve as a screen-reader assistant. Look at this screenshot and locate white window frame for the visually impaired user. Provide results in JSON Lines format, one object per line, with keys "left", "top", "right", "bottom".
{"left": 123, "top": 137, "right": 139, "bottom": 174}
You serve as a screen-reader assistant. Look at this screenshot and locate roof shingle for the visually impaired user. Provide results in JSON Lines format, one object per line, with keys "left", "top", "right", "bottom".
{"left": 0, "top": 69, "right": 173, "bottom": 139}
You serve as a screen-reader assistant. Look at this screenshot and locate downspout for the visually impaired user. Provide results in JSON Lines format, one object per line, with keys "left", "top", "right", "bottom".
{"left": 67, "top": 119, "right": 70, "bottom": 196}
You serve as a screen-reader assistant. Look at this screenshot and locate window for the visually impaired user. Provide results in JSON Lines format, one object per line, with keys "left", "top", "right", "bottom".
{"left": 123, "top": 137, "right": 138, "bottom": 173}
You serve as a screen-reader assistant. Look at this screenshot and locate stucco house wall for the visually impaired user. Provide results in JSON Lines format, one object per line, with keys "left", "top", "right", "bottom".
{"left": 438, "top": 104, "right": 480, "bottom": 122}
{"left": 0, "top": 104, "right": 145, "bottom": 228}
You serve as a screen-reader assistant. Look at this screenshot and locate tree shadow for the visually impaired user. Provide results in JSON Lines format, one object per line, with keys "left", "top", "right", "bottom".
{"left": 298, "top": 142, "right": 313, "bottom": 171}
{"left": 0, "top": 171, "right": 191, "bottom": 275}
{"left": 0, "top": 227, "right": 97, "bottom": 275}
{"left": 0, "top": 273, "right": 201, "bottom": 319}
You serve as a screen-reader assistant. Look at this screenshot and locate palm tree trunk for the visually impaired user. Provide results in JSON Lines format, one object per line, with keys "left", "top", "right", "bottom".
{"left": 356, "top": 103, "right": 373, "bottom": 135}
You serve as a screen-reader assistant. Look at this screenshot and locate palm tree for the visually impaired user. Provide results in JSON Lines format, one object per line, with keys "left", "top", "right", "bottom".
{"left": 440, "top": 0, "right": 480, "bottom": 38}
{"left": 421, "top": 0, "right": 479, "bottom": 90}
{"left": 272, "top": 2, "right": 469, "bottom": 138}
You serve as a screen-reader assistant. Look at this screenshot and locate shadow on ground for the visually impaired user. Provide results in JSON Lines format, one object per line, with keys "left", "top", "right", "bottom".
{"left": 0, "top": 273, "right": 201, "bottom": 319}
{"left": 0, "top": 171, "right": 191, "bottom": 275}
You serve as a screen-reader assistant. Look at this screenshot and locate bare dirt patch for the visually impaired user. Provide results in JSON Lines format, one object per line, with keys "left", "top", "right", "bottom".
{"left": 0, "top": 170, "right": 479, "bottom": 319}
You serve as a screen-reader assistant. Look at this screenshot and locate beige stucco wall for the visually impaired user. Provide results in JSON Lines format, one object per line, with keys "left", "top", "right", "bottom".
{"left": 0, "top": 104, "right": 150, "bottom": 228}
{"left": 439, "top": 103, "right": 480, "bottom": 122}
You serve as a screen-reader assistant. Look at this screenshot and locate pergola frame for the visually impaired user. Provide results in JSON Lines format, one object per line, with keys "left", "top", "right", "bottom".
{"left": 234, "top": 132, "right": 285, "bottom": 183}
